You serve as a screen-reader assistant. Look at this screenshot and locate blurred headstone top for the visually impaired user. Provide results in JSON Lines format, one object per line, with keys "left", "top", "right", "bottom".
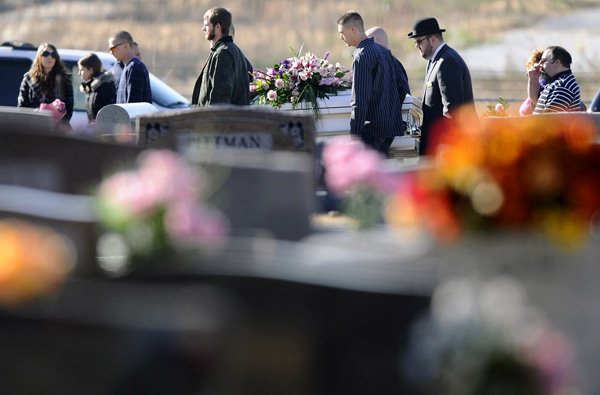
{"left": 0, "top": 105, "right": 54, "bottom": 134}
{"left": 95, "top": 103, "right": 158, "bottom": 139}
{"left": 0, "top": 129, "right": 142, "bottom": 194}
{"left": 136, "top": 105, "right": 316, "bottom": 156}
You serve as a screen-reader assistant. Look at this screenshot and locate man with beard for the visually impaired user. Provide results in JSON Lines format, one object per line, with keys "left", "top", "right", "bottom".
{"left": 192, "top": 7, "right": 250, "bottom": 106}
{"left": 408, "top": 17, "right": 474, "bottom": 155}
{"left": 337, "top": 12, "right": 410, "bottom": 156}
{"left": 530, "top": 46, "right": 583, "bottom": 114}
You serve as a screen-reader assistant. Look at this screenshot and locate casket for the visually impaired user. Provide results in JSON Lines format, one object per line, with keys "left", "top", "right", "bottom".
{"left": 274, "top": 91, "right": 422, "bottom": 160}
{"left": 277, "top": 91, "right": 422, "bottom": 137}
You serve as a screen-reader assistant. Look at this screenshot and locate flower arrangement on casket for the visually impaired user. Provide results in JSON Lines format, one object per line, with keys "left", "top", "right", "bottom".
{"left": 251, "top": 49, "right": 351, "bottom": 119}
{"left": 385, "top": 108, "right": 600, "bottom": 248}
{"left": 96, "top": 149, "right": 229, "bottom": 269}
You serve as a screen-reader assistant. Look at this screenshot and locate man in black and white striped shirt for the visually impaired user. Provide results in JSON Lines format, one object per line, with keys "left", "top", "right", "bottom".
{"left": 530, "top": 46, "right": 582, "bottom": 114}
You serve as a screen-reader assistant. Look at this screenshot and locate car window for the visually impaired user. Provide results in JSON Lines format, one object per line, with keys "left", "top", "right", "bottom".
{"left": 0, "top": 58, "right": 31, "bottom": 106}
{"left": 149, "top": 74, "right": 189, "bottom": 108}
{"left": 63, "top": 60, "right": 86, "bottom": 112}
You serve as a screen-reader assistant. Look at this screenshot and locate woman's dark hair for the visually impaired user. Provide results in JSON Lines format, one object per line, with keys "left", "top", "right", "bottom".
{"left": 78, "top": 53, "right": 103, "bottom": 76}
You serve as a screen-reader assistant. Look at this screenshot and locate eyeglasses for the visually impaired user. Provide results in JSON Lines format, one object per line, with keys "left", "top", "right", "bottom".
{"left": 41, "top": 50, "right": 55, "bottom": 58}
{"left": 539, "top": 58, "right": 555, "bottom": 65}
{"left": 414, "top": 36, "right": 430, "bottom": 46}
{"left": 109, "top": 42, "right": 125, "bottom": 52}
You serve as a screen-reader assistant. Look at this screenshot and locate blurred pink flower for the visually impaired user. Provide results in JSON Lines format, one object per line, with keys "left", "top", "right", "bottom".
{"left": 323, "top": 137, "right": 395, "bottom": 195}
{"left": 495, "top": 102, "right": 505, "bottom": 112}
{"left": 165, "top": 202, "right": 229, "bottom": 246}
{"left": 137, "top": 149, "right": 201, "bottom": 205}
{"left": 267, "top": 90, "right": 277, "bottom": 101}
{"left": 99, "top": 170, "right": 158, "bottom": 217}
{"left": 524, "top": 328, "right": 575, "bottom": 394}
{"left": 98, "top": 149, "right": 229, "bottom": 255}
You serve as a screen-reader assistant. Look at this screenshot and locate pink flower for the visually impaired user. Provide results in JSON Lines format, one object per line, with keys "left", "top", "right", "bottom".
{"left": 267, "top": 90, "right": 278, "bottom": 101}
{"left": 524, "top": 328, "right": 575, "bottom": 393}
{"left": 99, "top": 171, "right": 158, "bottom": 217}
{"left": 137, "top": 149, "right": 201, "bottom": 205}
{"left": 495, "top": 103, "right": 505, "bottom": 112}
{"left": 323, "top": 138, "right": 391, "bottom": 195}
{"left": 275, "top": 78, "right": 285, "bottom": 89}
{"left": 99, "top": 150, "right": 202, "bottom": 218}
{"left": 165, "top": 202, "right": 229, "bottom": 247}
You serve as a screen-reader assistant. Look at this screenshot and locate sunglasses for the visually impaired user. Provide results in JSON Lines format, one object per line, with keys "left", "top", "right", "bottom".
{"left": 110, "top": 42, "right": 125, "bottom": 52}
{"left": 41, "top": 50, "right": 55, "bottom": 58}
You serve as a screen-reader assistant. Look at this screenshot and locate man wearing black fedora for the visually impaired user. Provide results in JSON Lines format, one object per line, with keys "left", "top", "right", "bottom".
{"left": 408, "top": 17, "right": 475, "bottom": 155}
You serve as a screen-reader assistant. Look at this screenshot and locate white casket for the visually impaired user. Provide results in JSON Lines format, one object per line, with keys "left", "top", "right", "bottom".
{"left": 277, "top": 91, "right": 422, "bottom": 137}
{"left": 274, "top": 91, "right": 422, "bottom": 159}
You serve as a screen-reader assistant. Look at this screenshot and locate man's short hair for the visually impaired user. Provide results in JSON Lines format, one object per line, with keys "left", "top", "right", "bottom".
{"left": 206, "top": 7, "right": 232, "bottom": 36}
{"left": 337, "top": 11, "right": 364, "bottom": 31}
{"left": 547, "top": 46, "right": 572, "bottom": 68}
{"left": 111, "top": 31, "right": 134, "bottom": 46}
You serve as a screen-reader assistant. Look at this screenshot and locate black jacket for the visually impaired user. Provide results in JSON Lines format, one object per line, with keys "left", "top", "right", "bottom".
{"left": 192, "top": 36, "right": 250, "bottom": 106}
{"left": 18, "top": 70, "right": 74, "bottom": 121}
{"left": 421, "top": 44, "right": 475, "bottom": 154}
{"left": 81, "top": 72, "right": 116, "bottom": 121}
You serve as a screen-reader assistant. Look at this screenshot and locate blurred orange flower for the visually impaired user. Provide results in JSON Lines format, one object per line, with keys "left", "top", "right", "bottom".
{"left": 387, "top": 109, "right": 600, "bottom": 248}
{"left": 0, "top": 219, "right": 75, "bottom": 306}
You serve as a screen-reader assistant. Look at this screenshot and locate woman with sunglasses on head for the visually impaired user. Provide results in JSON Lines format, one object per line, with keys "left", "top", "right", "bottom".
{"left": 18, "top": 43, "right": 74, "bottom": 132}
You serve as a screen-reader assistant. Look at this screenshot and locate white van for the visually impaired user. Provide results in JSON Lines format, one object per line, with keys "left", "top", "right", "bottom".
{"left": 0, "top": 41, "right": 190, "bottom": 133}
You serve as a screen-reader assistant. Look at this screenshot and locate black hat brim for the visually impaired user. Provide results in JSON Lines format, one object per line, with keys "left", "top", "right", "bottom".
{"left": 407, "top": 28, "right": 446, "bottom": 38}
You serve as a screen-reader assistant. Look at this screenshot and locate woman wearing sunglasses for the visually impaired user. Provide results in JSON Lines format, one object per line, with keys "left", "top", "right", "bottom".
{"left": 18, "top": 43, "right": 74, "bottom": 132}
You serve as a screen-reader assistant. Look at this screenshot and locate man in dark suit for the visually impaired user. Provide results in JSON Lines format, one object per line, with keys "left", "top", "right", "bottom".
{"left": 408, "top": 17, "right": 475, "bottom": 155}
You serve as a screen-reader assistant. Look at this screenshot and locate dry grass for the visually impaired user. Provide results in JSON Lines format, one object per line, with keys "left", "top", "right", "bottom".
{"left": 1, "top": 0, "right": 596, "bottom": 99}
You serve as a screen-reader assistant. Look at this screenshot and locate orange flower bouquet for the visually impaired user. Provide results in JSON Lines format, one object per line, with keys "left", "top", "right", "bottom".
{"left": 386, "top": 109, "right": 600, "bottom": 248}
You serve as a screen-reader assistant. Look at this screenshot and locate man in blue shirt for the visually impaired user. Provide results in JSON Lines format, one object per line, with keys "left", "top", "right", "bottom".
{"left": 337, "top": 12, "right": 409, "bottom": 156}
{"left": 108, "top": 31, "right": 152, "bottom": 104}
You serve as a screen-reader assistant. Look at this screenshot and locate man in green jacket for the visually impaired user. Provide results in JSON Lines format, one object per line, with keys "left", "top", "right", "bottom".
{"left": 192, "top": 7, "right": 251, "bottom": 106}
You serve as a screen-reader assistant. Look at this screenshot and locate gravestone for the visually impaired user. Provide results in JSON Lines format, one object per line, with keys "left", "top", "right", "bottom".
{"left": 95, "top": 102, "right": 158, "bottom": 141}
{"left": 0, "top": 129, "right": 143, "bottom": 276}
{"left": 0, "top": 105, "right": 54, "bottom": 134}
{"left": 191, "top": 150, "right": 315, "bottom": 241}
{"left": 0, "top": 129, "right": 142, "bottom": 194}
{"left": 136, "top": 105, "right": 316, "bottom": 156}
{"left": 137, "top": 106, "right": 317, "bottom": 240}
